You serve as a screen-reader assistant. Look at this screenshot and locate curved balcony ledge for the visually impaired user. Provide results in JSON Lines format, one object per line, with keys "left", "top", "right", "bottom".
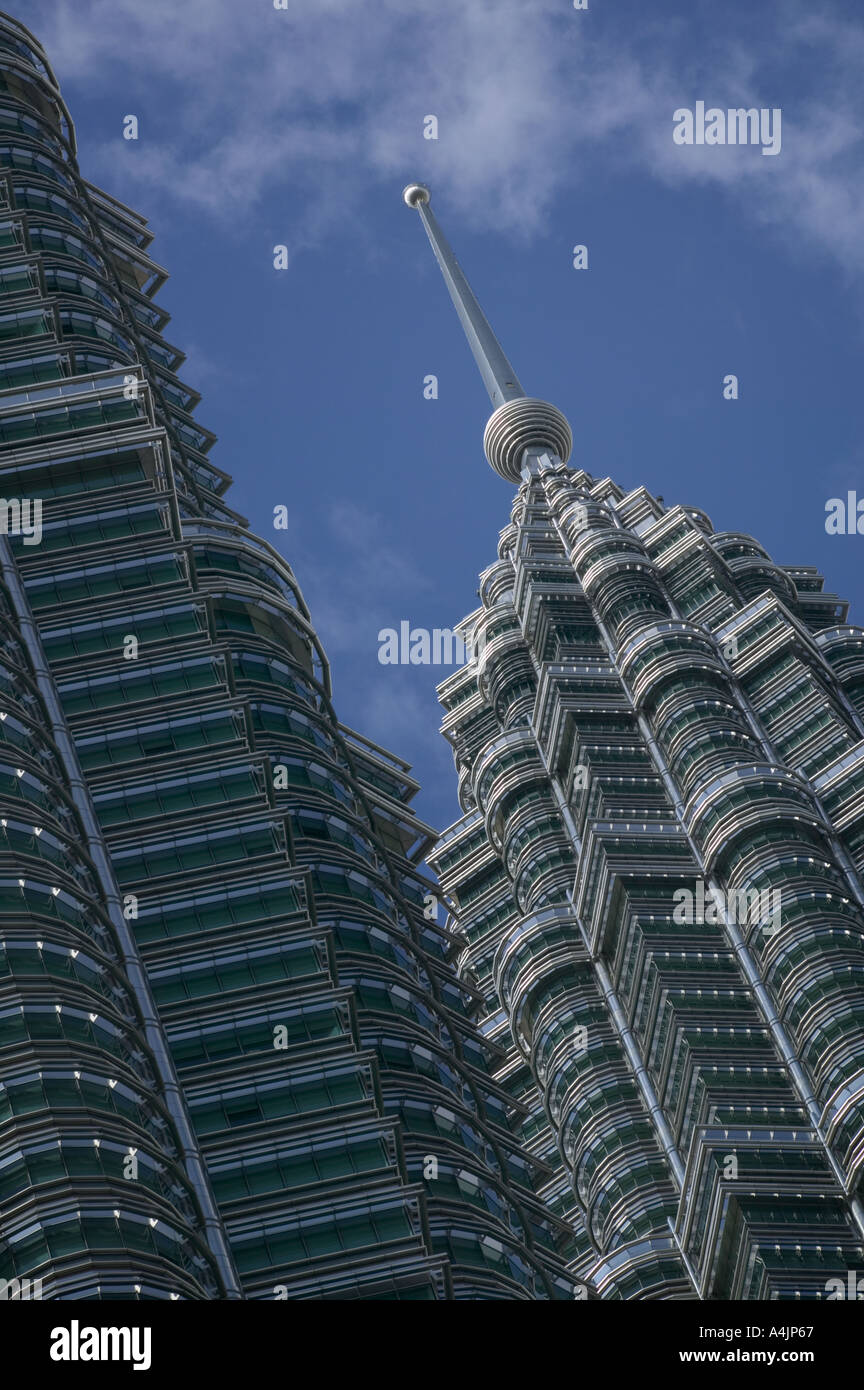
{"left": 586, "top": 1234, "right": 685, "bottom": 1299}
{"left": 684, "top": 763, "right": 815, "bottom": 838}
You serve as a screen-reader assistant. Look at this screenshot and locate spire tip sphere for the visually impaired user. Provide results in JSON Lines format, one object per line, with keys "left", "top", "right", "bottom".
{"left": 403, "top": 183, "right": 431, "bottom": 208}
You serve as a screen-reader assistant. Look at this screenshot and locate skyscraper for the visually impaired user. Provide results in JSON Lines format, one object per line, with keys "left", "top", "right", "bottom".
{"left": 405, "top": 183, "right": 864, "bottom": 1300}
{"left": 0, "top": 13, "right": 577, "bottom": 1301}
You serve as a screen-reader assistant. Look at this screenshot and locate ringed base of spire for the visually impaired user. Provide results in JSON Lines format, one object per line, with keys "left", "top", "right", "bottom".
{"left": 483, "top": 397, "right": 572, "bottom": 481}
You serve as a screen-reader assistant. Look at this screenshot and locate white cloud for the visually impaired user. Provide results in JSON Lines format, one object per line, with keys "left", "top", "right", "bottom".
{"left": 21, "top": 0, "right": 864, "bottom": 270}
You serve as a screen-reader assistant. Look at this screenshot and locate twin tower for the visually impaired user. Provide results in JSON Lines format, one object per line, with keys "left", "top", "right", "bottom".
{"left": 0, "top": 9, "right": 861, "bottom": 1301}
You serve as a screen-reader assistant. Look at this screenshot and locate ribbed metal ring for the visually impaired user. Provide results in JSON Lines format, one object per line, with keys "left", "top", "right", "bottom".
{"left": 483, "top": 397, "right": 572, "bottom": 481}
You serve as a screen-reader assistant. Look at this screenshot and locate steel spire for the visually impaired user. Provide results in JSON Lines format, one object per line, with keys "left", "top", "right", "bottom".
{"left": 403, "top": 183, "right": 572, "bottom": 482}
{"left": 402, "top": 182, "right": 524, "bottom": 411}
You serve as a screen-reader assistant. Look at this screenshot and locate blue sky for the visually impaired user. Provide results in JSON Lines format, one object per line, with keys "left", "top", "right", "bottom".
{"left": 18, "top": 0, "right": 864, "bottom": 833}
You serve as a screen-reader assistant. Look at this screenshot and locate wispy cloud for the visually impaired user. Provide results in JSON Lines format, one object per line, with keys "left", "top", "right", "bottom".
{"left": 22, "top": 0, "right": 864, "bottom": 271}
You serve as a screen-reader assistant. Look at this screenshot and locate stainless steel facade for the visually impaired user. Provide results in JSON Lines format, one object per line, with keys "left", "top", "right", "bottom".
{"left": 408, "top": 187, "right": 864, "bottom": 1300}
{"left": 0, "top": 14, "right": 576, "bottom": 1300}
